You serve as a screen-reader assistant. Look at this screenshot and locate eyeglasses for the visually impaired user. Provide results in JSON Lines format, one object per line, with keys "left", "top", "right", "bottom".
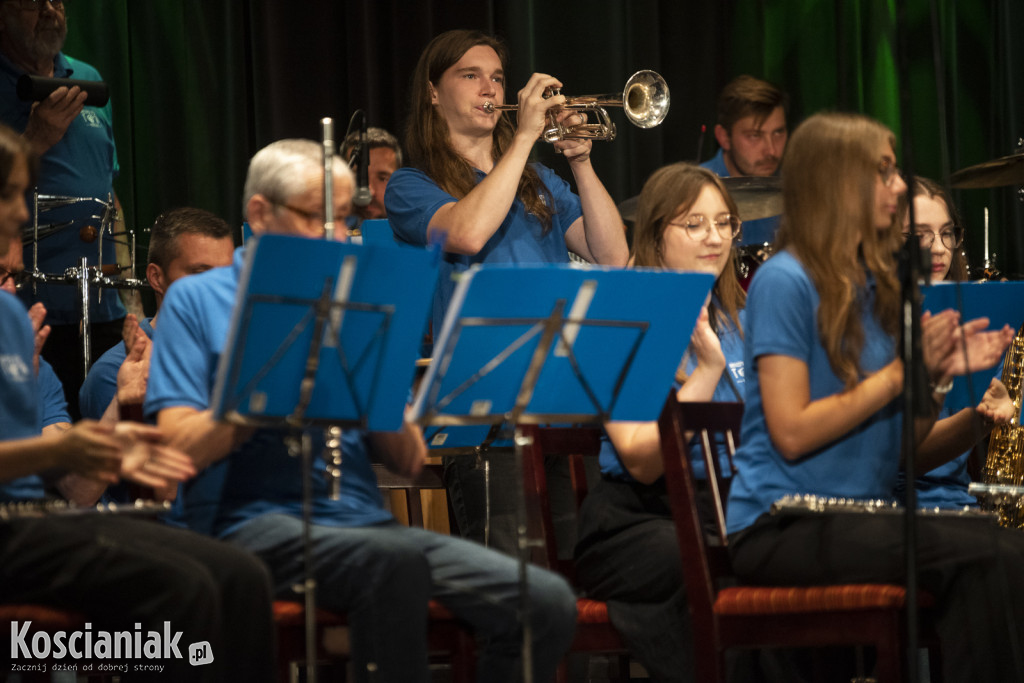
{"left": 272, "top": 201, "right": 324, "bottom": 226}
{"left": 668, "top": 213, "right": 741, "bottom": 241}
{"left": 878, "top": 159, "right": 902, "bottom": 187}
{"left": 0, "top": 267, "right": 30, "bottom": 291}
{"left": 10, "top": 0, "right": 64, "bottom": 10}
{"left": 901, "top": 227, "right": 964, "bottom": 250}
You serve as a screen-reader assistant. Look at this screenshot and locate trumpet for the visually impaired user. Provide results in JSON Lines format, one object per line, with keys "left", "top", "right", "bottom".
{"left": 483, "top": 69, "right": 669, "bottom": 142}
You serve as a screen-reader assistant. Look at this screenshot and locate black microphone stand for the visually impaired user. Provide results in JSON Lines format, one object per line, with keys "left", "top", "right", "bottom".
{"left": 896, "top": 2, "right": 927, "bottom": 679}
{"left": 351, "top": 110, "right": 372, "bottom": 210}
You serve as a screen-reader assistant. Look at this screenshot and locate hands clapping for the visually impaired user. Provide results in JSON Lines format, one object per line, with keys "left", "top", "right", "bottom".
{"left": 921, "top": 309, "right": 1015, "bottom": 385}
{"left": 116, "top": 315, "right": 152, "bottom": 406}
{"left": 57, "top": 420, "right": 194, "bottom": 495}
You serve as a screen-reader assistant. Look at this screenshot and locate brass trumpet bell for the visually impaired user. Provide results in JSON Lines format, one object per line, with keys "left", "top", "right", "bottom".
{"left": 483, "top": 69, "right": 670, "bottom": 142}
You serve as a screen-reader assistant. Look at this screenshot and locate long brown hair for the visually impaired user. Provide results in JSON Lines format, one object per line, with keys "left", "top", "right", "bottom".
{"left": 632, "top": 162, "right": 745, "bottom": 335}
{"left": 404, "top": 29, "right": 553, "bottom": 231}
{"left": 898, "top": 176, "right": 969, "bottom": 282}
{"left": 774, "top": 112, "right": 902, "bottom": 390}
{"left": 0, "top": 124, "right": 36, "bottom": 256}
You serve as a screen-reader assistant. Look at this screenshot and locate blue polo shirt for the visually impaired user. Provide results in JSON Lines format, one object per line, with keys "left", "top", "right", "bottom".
{"left": 701, "top": 149, "right": 780, "bottom": 247}
{"left": 894, "top": 402, "right": 978, "bottom": 509}
{"left": 726, "top": 251, "right": 901, "bottom": 534}
{"left": 0, "top": 51, "right": 123, "bottom": 325}
{"left": 385, "top": 163, "right": 583, "bottom": 337}
{"left": 79, "top": 317, "right": 155, "bottom": 421}
{"left": 601, "top": 309, "right": 746, "bottom": 482}
{"left": 39, "top": 358, "right": 71, "bottom": 428}
{"left": 145, "top": 247, "right": 392, "bottom": 537}
{"left": 0, "top": 291, "right": 47, "bottom": 501}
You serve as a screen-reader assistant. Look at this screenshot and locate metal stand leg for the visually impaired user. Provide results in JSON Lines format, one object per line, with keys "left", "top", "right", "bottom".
{"left": 287, "top": 431, "right": 319, "bottom": 683}
{"left": 78, "top": 257, "right": 92, "bottom": 378}
{"left": 514, "top": 427, "right": 534, "bottom": 683}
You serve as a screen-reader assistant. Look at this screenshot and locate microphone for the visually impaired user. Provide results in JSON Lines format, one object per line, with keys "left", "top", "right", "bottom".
{"left": 352, "top": 111, "right": 372, "bottom": 208}
{"left": 17, "top": 75, "right": 109, "bottom": 107}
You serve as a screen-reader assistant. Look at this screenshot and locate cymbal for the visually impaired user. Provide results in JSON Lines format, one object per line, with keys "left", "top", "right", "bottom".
{"left": 617, "top": 175, "right": 783, "bottom": 223}
{"left": 617, "top": 195, "right": 640, "bottom": 222}
{"left": 721, "top": 176, "right": 782, "bottom": 221}
{"left": 950, "top": 153, "right": 1024, "bottom": 189}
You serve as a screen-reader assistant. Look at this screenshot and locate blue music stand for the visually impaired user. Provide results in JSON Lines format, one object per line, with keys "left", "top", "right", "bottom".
{"left": 359, "top": 218, "right": 402, "bottom": 248}
{"left": 412, "top": 262, "right": 714, "bottom": 681}
{"left": 212, "top": 233, "right": 438, "bottom": 432}
{"left": 209, "top": 232, "right": 438, "bottom": 682}
{"left": 414, "top": 264, "right": 715, "bottom": 426}
{"left": 922, "top": 280, "right": 1024, "bottom": 410}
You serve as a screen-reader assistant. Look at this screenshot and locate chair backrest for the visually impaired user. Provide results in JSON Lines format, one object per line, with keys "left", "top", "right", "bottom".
{"left": 657, "top": 399, "right": 744, "bottom": 620}
{"left": 520, "top": 425, "right": 603, "bottom": 581}
{"left": 373, "top": 462, "right": 456, "bottom": 532}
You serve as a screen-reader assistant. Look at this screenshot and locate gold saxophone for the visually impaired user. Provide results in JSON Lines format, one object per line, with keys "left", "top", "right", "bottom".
{"left": 981, "top": 324, "right": 1024, "bottom": 528}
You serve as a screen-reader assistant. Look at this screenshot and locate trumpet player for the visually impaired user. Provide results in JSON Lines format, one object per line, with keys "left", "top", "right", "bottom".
{"left": 385, "top": 29, "right": 629, "bottom": 555}
{"left": 386, "top": 29, "right": 629, "bottom": 342}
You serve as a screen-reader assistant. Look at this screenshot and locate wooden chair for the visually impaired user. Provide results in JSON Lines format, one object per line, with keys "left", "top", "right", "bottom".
{"left": 0, "top": 605, "right": 111, "bottom": 682}
{"left": 656, "top": 398, "right": 940, "bottom": 683}
{"left": 519, "top": 425, "right": 630, "bottom": 683}
{"left": 374, "top": 462, "right": 457, "bottom": 532}
{"left": 274, "top": 464, "right": 474, "bottom": 683}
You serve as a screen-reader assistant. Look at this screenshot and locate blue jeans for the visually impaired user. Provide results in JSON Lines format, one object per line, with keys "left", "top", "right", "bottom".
{"left": 226, "top": 514, "right": 577, "bottom": 683}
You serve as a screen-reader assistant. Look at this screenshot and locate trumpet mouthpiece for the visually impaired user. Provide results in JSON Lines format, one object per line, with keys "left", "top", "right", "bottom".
{"left": 482, "top": 102, "right": 495, "bottom": 113}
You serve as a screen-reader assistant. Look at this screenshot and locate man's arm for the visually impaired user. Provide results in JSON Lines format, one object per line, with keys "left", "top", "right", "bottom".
{"left": 557, "top": 125, "right": 629, "bottom": 266}
{"left": 113, "top": 195, "right": 144, "bottom": 317}
{"left": 42, "top": 421, "right": 110, "bottom": 505}
{"left": 157, "top": 406, "right": 252, "bottom": 470}
{"left": 370, "top": 407, "right": 427, "bottom": 479}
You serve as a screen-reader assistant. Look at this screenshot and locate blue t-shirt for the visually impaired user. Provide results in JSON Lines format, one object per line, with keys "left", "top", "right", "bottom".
{"left": 700, "top": 149, "right": 780, "bottom": 247}
{"left": 0, "top": 52, "right": 123, "bottom": 325}
{"left": 911, "top": 452, "right": 976, "bottom": 509}
{"left": 0, "top": 291, "right": 47, "bottom": 501}
{"left": 600, "top": 309, "right": 746, "bottom": 482}
{"left": 726, "top": 251, "right": 901, "bottom": 534}
{"left": 79, "top": 317, "right": 155, "bottom": 421}
{"left": 39, "top": 358, "right": 70, "bottom": 428}
{"left": 893, "top": 403, "right": 978, "bottom": 510}
{"left": 385, "top": 163, "right": 583, "bottom": 338}
{"left": 145, "top": 247, "right": 392, "bottom": 538}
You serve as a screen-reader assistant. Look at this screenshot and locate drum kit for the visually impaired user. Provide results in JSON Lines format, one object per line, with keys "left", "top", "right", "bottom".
{"left": 615, "top": 148, "right": 1024, "bottom": 281}
{"left": 22, "top": 191, "right": 149, "bottom": 374}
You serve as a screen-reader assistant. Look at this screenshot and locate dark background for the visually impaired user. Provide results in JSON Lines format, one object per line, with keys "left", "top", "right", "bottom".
{"left": 63, "top": 0, "right": 1024, "bottom": 278}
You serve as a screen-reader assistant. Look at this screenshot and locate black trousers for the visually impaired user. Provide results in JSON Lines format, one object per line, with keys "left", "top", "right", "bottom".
{"left": 0, "top": 515, "right": 276, "bottom": 682}
{"left": 573, "top": 476, "right": 705, "bottom": 683}
{"left": 443, "top": 451, "right": 586, "bottom": 559}
{"left": 731, "top": 512, "right": 1024, "bottom": 683}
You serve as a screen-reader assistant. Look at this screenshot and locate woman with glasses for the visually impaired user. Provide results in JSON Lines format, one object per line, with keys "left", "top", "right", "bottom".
{"left": 895, "top": 177, "right": 1014, "bottom": 509}
{"left": 725, "top": 112, "right": 1023, "bottom": 682}
{"left": 574, "top": 163, "right": 745, "bottom": 682}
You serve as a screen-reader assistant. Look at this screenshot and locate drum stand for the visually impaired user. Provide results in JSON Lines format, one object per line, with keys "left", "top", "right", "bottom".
{"left": 26, "top": 191, "right": 148, "bottom": 375}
